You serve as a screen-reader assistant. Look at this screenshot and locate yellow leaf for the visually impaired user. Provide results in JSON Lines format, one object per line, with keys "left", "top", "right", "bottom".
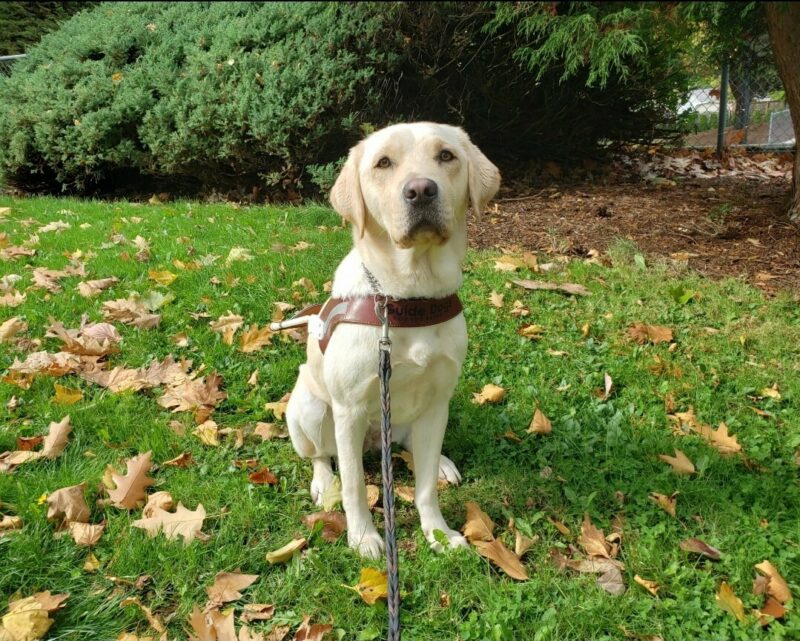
{"left": 760, "top": 385, "right": 781, "bottom": 400}
{"left": 2, "top": 601, "right": 53, "bottom": 641}
{"left": 493, "top": 256, "right": 525, "bottom": 272}
{"left": 649, "top": 492, "right": 678, "bottom": 518}
{"left": 472, "top": 384, "right": 506, "bottom": 405}
{"left": 657, "top": 449, "right": 695, "bottom": 475}
{"left": 112, "top": 72, "right": 123, "bottom": 83}
{"left": 754, "top": 560, "right": 792, "bottom": 604}
{"left": 394, "top": 486, "right": 415, "bottom": 503}
{"left": 83, "top": 553, "right": 101, "bottom": 572}
{"left": 633, "top": 574, "right": 660, "bottom": 596}
{"left": 239, "top": 325, "right": 274, "bottom": 353}
{"left": 193, "top": 420, "right": 219, "bottom": 447}
{"left": 53, "top": 383, "right": 83, "bottom": 405}
{"left": 264, "top": 395, "right": 290, "bottom": 420}
{"left": 346, "top": 568, "right": 388, "bottom": 605}
{"left": 366, "top": 484, "right": 380, "bottom": 510}
{"left": 527, "top": 408, "right": 552, "bottom": 435}
{"left": 518, "top": 324, "right": 545, "bottom": 340}
{"left": 627, "top": 323, "right": 673, "bottom": 345}
{"left": 265, "top": 537, "right": 306, "bottom": 564}
{"left": 147, "top": 269, "right": 177, "bottom": 286}
{"left": 716, "top": 581, "right": 747, "bottom": 623}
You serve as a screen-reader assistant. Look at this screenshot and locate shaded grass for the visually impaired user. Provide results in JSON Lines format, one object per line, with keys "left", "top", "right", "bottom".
{"left": 0, "top": 196, "right": 799, "bottom": 641}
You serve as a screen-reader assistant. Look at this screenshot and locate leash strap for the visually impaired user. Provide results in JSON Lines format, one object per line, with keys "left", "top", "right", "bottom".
{"left": 374, "top": 288, "right": 401, "bottom": 641}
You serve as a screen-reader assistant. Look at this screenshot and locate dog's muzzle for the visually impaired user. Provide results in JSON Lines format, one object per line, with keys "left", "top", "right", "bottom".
{"left": 398, "top": 177, "right": 449, "bottom": 247}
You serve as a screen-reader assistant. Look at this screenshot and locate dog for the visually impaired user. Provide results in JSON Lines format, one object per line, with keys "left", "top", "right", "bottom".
{"left": 286, "top": 122, "right": 500, "bottom": 558}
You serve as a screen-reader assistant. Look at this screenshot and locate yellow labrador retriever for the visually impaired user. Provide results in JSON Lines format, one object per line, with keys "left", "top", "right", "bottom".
{"left": 286, "top": 122, "right": 500, "bottom": 558}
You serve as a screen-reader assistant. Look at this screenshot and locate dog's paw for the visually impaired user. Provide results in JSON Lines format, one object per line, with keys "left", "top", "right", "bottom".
{"left": 425, "top": 527, "right": 469, "bottom": 553}
{"left": 310, "top": 468, "right": 335, "bottom": 507}
{"left": 349, "top": 529, "right": 385, "bottom": 560}
{"left": 438, "top": 455, "right": 462, "bottom": 485}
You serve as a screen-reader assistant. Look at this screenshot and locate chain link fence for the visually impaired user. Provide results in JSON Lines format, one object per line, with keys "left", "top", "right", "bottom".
{"left": 679, "top": 56, "right": 795, "bottom": 155}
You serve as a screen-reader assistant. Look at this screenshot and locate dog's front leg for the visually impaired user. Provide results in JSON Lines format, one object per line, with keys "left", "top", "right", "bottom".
{"left": 411, "top": 400, "right": 469, "bottom": 553}
{"left": 332, "top": 402, "right": 384, "bottom": 559}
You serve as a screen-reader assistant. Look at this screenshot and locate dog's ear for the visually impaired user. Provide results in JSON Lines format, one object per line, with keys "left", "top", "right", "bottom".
{"left": 465, "top": 136, "right": 501, "bottom": 218}
{"left": 330, "top": 142, "right": 367, "bottom": 238}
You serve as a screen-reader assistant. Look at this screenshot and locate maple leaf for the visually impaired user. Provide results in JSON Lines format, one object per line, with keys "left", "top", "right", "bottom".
{"left": 708, "top": 422, "right": 742, "bottom": 457}
{"left": 527, "top": 408, "right": 552, "bottom": 435}
{"left": 471, "top": 384, "right": 506, "bottom": 405}
{"left": 754, "top": 560, "right": 791, "bottom": 604}
{"left": 579, "top": 513, "right": 611, "bottom": 558}
{"left": 239, "top": 325, "right": 275, "bottom": 353}
{"left": 717, "top": 581, "right": 746, "bottom": 623}
{"left": 209, "top": 312, "right": 243, "bottom": 345}
{"left": 158, "top": 373, "right": 226, "bottom": 416}
{"left": 142, "top": 491, "right": 174, "bottom": 518}
{"left": 76, "top": 277, "right": 119, "bottom": 298}
{"left": 596, "top": 566, "right": 625, "bottom": 595}
{"left": 1, "top": 592, "right": 68, "bottom": 641}
{"left": 0, "top": 317, "right": 27, "bottom": 343}
{"left": 241, "top": 603, "right": 275, "bottom": 623}
{"left": 344, "top": 568, "right": 388, "bottom": 605}
{"left": 266, "top": 537, "right": 306, "bottom": 564}
{"left": 132, "top": 502, "right": 207, "bottom": 545}
{"left": 488, "top": 291, "right": 504, "bottom": 308}
{"left": 302, "top": 511, "right": 346, "bottom": 542}
{"left": 253, "top": 422, "right": 288, "bottom": 441}
{"left": 293, "top": 615, "right": 332, "bottom": 641}
{"left": 206, "top": 572, "right": 260, "bottom": 606}
{"left": 658, "top": 449, "right": 695, "bottom": 475}
{"left": 107, "top": 452, "right": 156, "bottom": 509}
{"left": 462, "top": 502, "right": 495, "bottom": 543}
{"left": 249, "top": 466, "right": 278, "bottom": 485}
{"left": 148, "top": 269, "right": 177, "bottom": 286}
{"left": 46, "top": 318, "right": 121, "bottom": 357}
{"left": 649, "top": 492, "right": 678, "bottom": 518}
{"left": 68, "top": 521, "right": 105, "bottom": 546}
{"left": 46, "top": 482, "right": 90, "bottom": 523}
{"left": 8, "top": 351, "right": 82, "bottom": 377}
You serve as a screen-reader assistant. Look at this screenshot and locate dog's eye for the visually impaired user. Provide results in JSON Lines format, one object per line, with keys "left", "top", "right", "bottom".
{"left": 376, "top": 156, "right": 392, "bottom": 169}
{"left": 438, "top": 149, "right": 454, "bottom": 162}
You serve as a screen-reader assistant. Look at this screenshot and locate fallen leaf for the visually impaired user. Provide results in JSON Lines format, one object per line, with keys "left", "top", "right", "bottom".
{"left": 83, "top": 552, "right": 101, "bottom": 572}
{"left": 266, "top": 538, "right": 306, "bottom": 564}
{"left": 472, "top": 384, "right": 506, "bottom": 405}
{"left": 0, "top": 317, "right": 27, "bottom": 343}
{"left": 120, "top": 596, "right": 165, "bottom": 634}
{"left": 602, "top": 373, "right": 614, "bottom": 400}
{"left": 1, "top": 600, "right": 53, "bottom": 641}
{"left": 658, "top": 449, "right": 695, "bottom": 475}
{"left": 293, "top": 616, "right": 332, "bottom": 641}
{"left": 597, "top": 567, "right": 626, "bottom": 595}
{"left": 493, "top": 256, "right": 525, "bottom": 272}
{"left": 649, "top": 492, "right": 678, "bottom": 518}
{"left": 528, "top": 408, "right": 552, "bottom": 435}
{"left": 579, "top": 513, "right": 611, "bottom": 558}
{"left": 514, "top": 530, "right": 538, "bottom": 557}
{"left": 46, "top": 482, "right": 90, "bottom": 523}
{"left": 249, "top": 467, "right": 279, "bottom": 485}
{"left": 253, "top": 423, "right": 288, "bottom": 441}
{"left": 345, "top": 567, "right": 388, "bottom": 605}
{"left": 634, "top": 575, "right": 660, "bottom": 596}
{"left": 142, "top": 491, "right": 174, "bottom": 518}
{"left": 548, "top": 517, "right": 571, "bottom": 537}
{"left": 162, "top": 452, "right": 193, "bottom": 468}
{"left": 53, "top": 383, "right": 83, "bottom": 405}
{"left": 0, "top": 515, "right": 23, "bottom": 532}
{"left": 264, "top": 394, "right": 290, "bottom": 420}
{"left": 488, "top": 291, "right": 504, "bottom": 308}
{"left": 627, "top": 323, "right": 673, "bottom": 345}
{"left": 716, "top": 581, "right": 746, "bottom": 623}
{"left": 206, "top": 572, "right": 259, "bottom": 606}
{"left": 148, "top": 269, "right": 177, "bottom": 286}
{"left": 754, "top": 560, "right": 791, "bottom": 603}
{"left": 226, "top": 247, "right": 254, "bottom": 264}
{"left": 679, "top": 538, "right": 721, "bottom": 560}
{"left": 302, "top": 511, "right": 346, "bottom": 542}
{"left": 758, "top": 597, "right": 786, "bottom": 624}
{"left": 473, "top": 538, "right": 529, "bottom": 580}
{"left": 518, "top": 324, "right": 545, "bottom": 340}
{"left": 132, "top": 502, "right": 207, "bottom": 545}
{"left": 462, "top": 501, "right": 495, "bottom": 543}
{"left": 239, "top": 325, "right": 275, "bottom": 353}
{"left": 707, "top": 422, "right": 742, "bottom": 457}
{"left": 158, "top": 373, "right": 226, "bottom": 417}
{"left": 107, "top": 452, "right": 156, "bottom": 509}
{"left": 210, "top": 312, "right": 244, "bottom": 345}
{"left": 394, "top": 486, "right": 415, "bottom": 503}
{"left": 68, "top": 521, "right": 105, "bottom": 546}
{"left": 193, "top": 420, "right": 220, "bottom": 446}
{"left": 171, "top": 332, "right": 190, "bottom": 347}
{"left": 366, "top": 485, "right": 380, "bottom": 510}
{"left": 512, "top": 279, "right": 590, "bottom": 296}
{"left": 77, "top": 277, "right": 119, "bottom": 298}
{"left": 241, "top": 603, "right": 275, "bottom": 623}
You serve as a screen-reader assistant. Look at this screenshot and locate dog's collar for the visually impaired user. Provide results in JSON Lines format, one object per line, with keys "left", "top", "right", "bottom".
{"left": 292, "top": 294, "right": 463, "bottom": 354}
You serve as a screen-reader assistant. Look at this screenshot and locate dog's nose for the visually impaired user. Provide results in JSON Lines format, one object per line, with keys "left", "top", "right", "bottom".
{"left": 403, "top": 178, "right": 438, "bottom": 205}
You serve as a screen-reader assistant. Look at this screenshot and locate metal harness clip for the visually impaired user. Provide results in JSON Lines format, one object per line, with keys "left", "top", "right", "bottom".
{"left": 374, "top": 295, "right": 392, "bottom": 353}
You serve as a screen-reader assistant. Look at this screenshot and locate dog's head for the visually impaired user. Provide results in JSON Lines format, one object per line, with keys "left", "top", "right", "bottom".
{"left": 330, "top": 123, "right": 500, "bottom": 248}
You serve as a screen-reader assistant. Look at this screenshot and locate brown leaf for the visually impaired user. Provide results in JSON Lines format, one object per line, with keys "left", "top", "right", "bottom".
{"left": 512, "top": 279, "right": 590, "bottom": 296}
{"left": 77, "top": 277, "right": 119, "bottom": 298}
{"left": 302, "top": 511, "right": 347, "bottom": 542}
{"left": 264, "top": 394, "right": 290, "bottom": 420}
{"left": 657, "top": 449, "right": 695, "bottom": 475}
{"left": 266, "top": 537, "right": 306, "bottom": 564}
{"left": 716, "top": 581, "right": 746, "bottom": 623}
{"left": 158, "top": 373, "right": 226, "bottom": 416}
{"left": 249, "top": 467, "right": 279, "bottom": 485}
{"left": 46, "top": 318, "right": 121, "bottom": 357}
{"left": 41, "top": 415, "right": 72, "bottom": 458}
{"left": 254, "top": 422, "right": 288, "bottom": 441}
{"left": 8, "top": 351, "right": 81, "bottom": 378}
{"left": 366, "top": 485, "right": 380, "bottom": 510}
{"left": 67, "top": 521, "right": 105, "bottom": 546}
{"left": 679, "top": 538, "right": 721, "bottom": 560}
{"left": 708, "top": 422, "right": 742, "bottom": 457}
{"left": 548, "top": 517, "right": 572, "bottom": 537}
{"left": 488, "top": 291, "right": 504, "bottom": 308}
{"left": 0, "top": 317, "right": 27, "bottom": 343}
{"left": 471, "top": 384, "right": 506, "bottom": 405}
{"left": 527, "top": 408, "right": 552, "bottom": 435}
{"left": 206, "top": 571, "right": 260, "bottom": 606}
{"left": 239, "top": 325, "right": 275, "bottom": 353}
{"left": 0, "top": 515, "right": 23, "bottom": 531}
{"left": 293, "top": 616, "right": 332, "bottom": 641}
{"left": 163, "top": 452, "right": 193, "bottom": 468}
{"left": 754, "top": 560, "right": 791, "bottom": 604}
{"left": 394, "top": 485, "right": 415, "bottom": 503}
{"left": 193, "top": 420, "right": 220, "bottom": 446}
{"left": 758, "top": 597, "right": 786, "bottom": 624}
{"left": 579, "top": 513, "right": 611, "bottom": 558}
{"left": 241, "top": 603, "right": 275, "bottom": 623}
{"left": 514, "top": 530, "right": 538, "bottom": 557}
{"left": 462, "top": 502, "right": 495, "bottom": 543}
{"left": 597, "top": 567, "right": 626, "bottom": 595}
{"left": 120, "top": 596, "right": 166, "bottom": 634}
{"left": 473, "top": 538, "right": 529, "bottom": 580}
{"left": 107, "top": 452, "right": 156, "bottom": 509}
{"left": 649, "top": 492, "right": 677, "bottom": 518}
{"left": 634, "top": 575, "right": 660, "bottom": 596}
{"left": 518, "top": 324, "right": 545, "bottom": 340}
{"left": 627, "top": 323, "right": 673, "bottom": 345}
{"left": 210, "top": 312, "right": 244, "bottom": 345}
{"left": 142, "top": 491, "right": 174, "bottom": 518}
{"left": 16, "top": 436, "right": 43, "bottom": 451}
{"left": 46, "top": 482, "right": 90, "bottom": 523}
{"left": 132, "top": 502, "right": 207, "bottom": 545}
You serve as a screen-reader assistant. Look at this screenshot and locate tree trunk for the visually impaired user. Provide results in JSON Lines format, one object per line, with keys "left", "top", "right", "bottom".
{"left": 765, "top": 2, "right": 800, "bottom": 221}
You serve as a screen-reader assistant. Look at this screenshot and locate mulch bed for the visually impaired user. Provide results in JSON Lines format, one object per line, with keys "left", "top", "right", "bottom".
{"left": 468, "top": 155, "right": 799, "bottom": 297}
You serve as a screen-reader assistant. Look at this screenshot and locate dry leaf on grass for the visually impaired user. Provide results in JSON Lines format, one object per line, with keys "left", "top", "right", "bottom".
{"left": 239, "top": 325, "right": 275, "bottom": 353}
{"left": 634, "top": 575, "right": 660, "bottom": 596}
{"left": 210, "top": 312, "right": 244, "bottom": 345}
{"left": 649, "top": 492, "right": 678, "bottom": 518}
{"left": 0, "top": 515, "right": 23, "bottom": 532}
{"left": 514, "top": 531, "right": 538, "bottom": 557}
{"left": 120, "top": 596, "right": 165, "bottom": 633}
{"left": 264, "top": 393, "right": 290, "bottom": 420}
{"left": 302, "top": 511, "right": 346, "bottom": 542}
{"left": 158, "top": 373, "right": 226, "bottom": 419}
{"left": 627, "top": 323, "right": 673, "bottom": 345}
{"left": 488, "top": 291, "right": 504, "bottom": 308}
{"left": 107, "top": 452, "right": 156, "bottom": 509}
{"left": 679, "top": 538, "right": 721, "bottom": 560}
{"left": 162, "top": 452, "right": 193, "bottom": 468}
{"left": 658, "top": 449, "right": 695, "bottom": 475}
{"left": 754, "top": 560, "right": 791, "bottom": 604}
{"left": 46, "top": 482, "right": 90, "bottom": 523}
{"left": 394, "top": 486, "right": 415, "bottom": 503}
{"left": 67, "top": 521, "right": 105, "bottom": 546}
{"left": 597, "top": 567, "right": 626, "bottom": 596}
{"left": 579, "top": 513, "right": 612, "bottom": 559}
{"left": 249, "top": 467, "right": 278, "bottom": 485}
{"left": 321, "top": 478, "right": 342, "bottom": 511}
{"left": 77, "top": 277, "right": 119, "bottom": 298}
{"left": 53, "top": 383, "right": 82, "bottom": 405}
{"left": 206, "top": 572, "right": 259, "bottom": 606}
{"left": 717, "top": 581, "right": 746, "bottom": 623}
{"left": 473, "top": 539, "right": 530, "bottom": 581}
{"left": 472, "top": 384, "right": 506, "bottom": 405}
{"left": 46, "top": 319, "right": 121, "bottom": 357}
{"left": 132, "top": 502, "right": 207, "bottom": 545}
{"left": 0, "top": 416, "right": 72, "bottom": 474}
{"left": 462, "top": 502, "right": 495, "bottom": 543}
{"left": 253, "top": 422, "right": 288, "bottom": 441}
{"left": 292, "top": 616, "right": 332, "bottom": 641}
{"left": 518, "top": 324, "right": 545, "bottom": 340}
{"left": 366, "top": 485, "right": 380, "bottom": 510}
{"left": 241, "top": 603, "right": 275, "bottom": 623}
{"left": 528, "top": 408, "right": 552, "bottom": 435}
{"left": 82, "top": 552, "right": 101, "bottom": 572}
{"left": 343, "top": 567, "right": 388, "bottom": 605}
{"left": 0, "top": 317, "right": 27, "bottom": 343}
{"left": 512, "top": 279, "right": 590, "bottom": 296}
{"left": 102, "top": 297, "right": 160, "bottom": 328}
{"left": 7, "top": 351, "right": 82, "bottom": 378}
{"left": 142, "top": 491, "right": 174, "bottom": 518}
{"left": 0, "top": 592, "right": 68, "bottom": 641}
{"left": 193, "top": 420, "right": 220, "bottom": 447}
{"left": 266, "top": 537, "right": 306, "bottom": 564}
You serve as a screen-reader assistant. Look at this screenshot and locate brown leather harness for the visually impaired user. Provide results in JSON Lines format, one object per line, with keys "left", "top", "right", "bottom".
{"left": 290, "top": 294, "right": 463, "bottom": 354}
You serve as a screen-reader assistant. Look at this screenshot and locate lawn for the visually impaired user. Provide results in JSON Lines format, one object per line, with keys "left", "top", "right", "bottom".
{"left": 1, "top": 196, "right": 799, "bottom": 641}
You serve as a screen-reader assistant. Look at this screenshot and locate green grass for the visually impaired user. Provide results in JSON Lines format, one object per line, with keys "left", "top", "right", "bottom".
{"left": 1, "top": 196, "right": 799, "bottom": 641}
